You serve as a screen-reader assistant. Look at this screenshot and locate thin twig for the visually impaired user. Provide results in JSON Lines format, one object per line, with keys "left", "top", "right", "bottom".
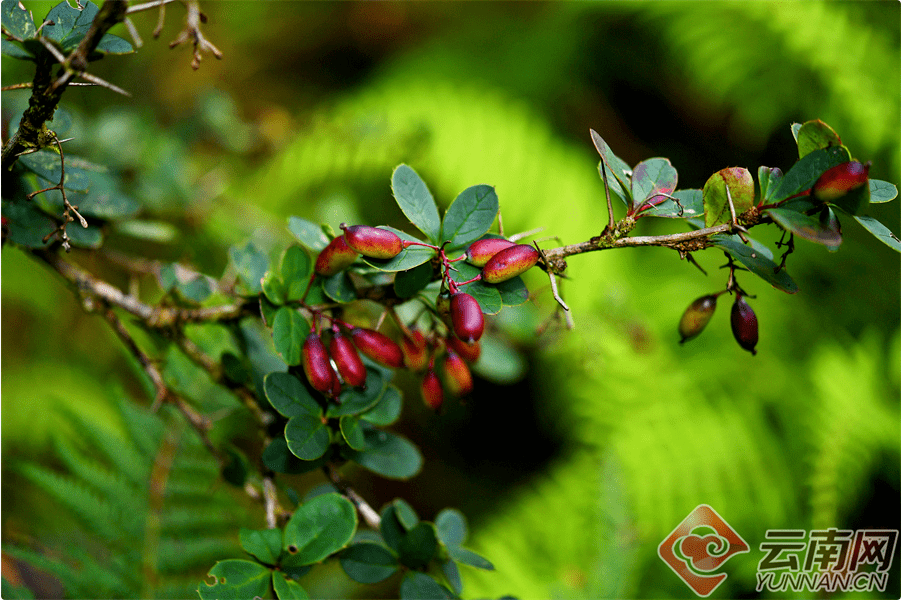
{"left": 323, "top": 463, "right": 381, "bottom": 529}
{"left": 169, "top": 0, "right": 222, "bottom": 70}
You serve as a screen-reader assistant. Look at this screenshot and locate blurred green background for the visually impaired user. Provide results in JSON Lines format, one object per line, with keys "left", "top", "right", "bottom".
{"left": 2, "top": 1, "right": 899, "bottom": 598}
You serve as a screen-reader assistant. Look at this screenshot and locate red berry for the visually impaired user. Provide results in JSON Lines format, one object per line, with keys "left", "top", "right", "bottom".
{"left": 315, "top": 235, "right": 358, "bottom": 276}
{"left": 450, "top": 292, "right": 484, "bottom": 343}
{"left": 678, "top": 294, "right": 718, "bottom": 344}
{"left": 421, "top": 365, "right": 444, "bottom": 411}
{"left": 330, "top": 330, "right": 368, "bottom": 387}
{"left": 350, "top": 327, "right": 404, "bottom": 369}
{"left": 466, "top": 238, "right": 516, "bottom": 267}
{"left": 481, "top": 244, "right": 540, "bottom": 284}
{"left": 730, "top": 295, "right": 758, "bottom": 355}
{"left": 341, "top": 224, "right": 403, "bottom": 259}
{"left": 402, "top": 329, "right": 429, "bottom": 372}
{"left": 443, "top": 351, "right": 473, "bottom": 396}
{"left": 446, "top": 336, "right": 481, "bottom": 363}
{"left": 302, "top": 333, "right": 335, "bottom": 393}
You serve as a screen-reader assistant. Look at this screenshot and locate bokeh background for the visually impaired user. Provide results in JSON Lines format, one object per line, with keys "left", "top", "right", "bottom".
{"left": 2, "top": 1, "right": 899, "bottom": 598}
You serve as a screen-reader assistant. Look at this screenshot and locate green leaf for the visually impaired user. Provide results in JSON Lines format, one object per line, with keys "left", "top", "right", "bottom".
{"left": 2, "top": 39, "right": 33, "bottom": 59}
{"left": 392, "top": 164, "right": 441, "bottom": 243}
{"left": 765, "top": 207, "right": 841, "bottom": 248}
{"left": 852, "top": 216, "right": 901, "bottom": 253}
{"left": 177, "top": 276, "right": 213, "bottom": 303}
{"left": 711, "top": 236, "right": 798, "bottom": 294}
{"left": 400, "top": 572, "right": 452, "bottom": 600}
{"left": 768, "top": 145, "right": 851, "bottom": 204}
{"left": 326, "top": 369, "right": 386, "bottom": 417}
{"left": 222, "top": 445, "right": 249, "bottom": 487}
{"left": 590, "top": 129, "right": 632, "bottom": 206}
{"left": 393, "top": 499, "right": 419, "bottom": 530}
{"left": 359, "top": 386, "right": 403, "bottom": 426}
{"left": 271, "top": 572, "right": 309, "bottom": 600}
{"left": 43, "top": 1, "right": 82, "bottom": 46}
{"left": 394, "top": 261, "right": 435, "bottom": 299}
{"left": 703, "top": 167, "right": 754, "bottom": 227}
{"left": 347, "top": 429, "right": 423, "bottom": 479}
{"left": 397, "top": 522, "right": 438, "bottom": 569}
{"left": 271, "top": 307, "right": 309, "bottom": 366}
{"left": 239, "top": 528, "right": 283, "bottom": 565}
{"left": 758, "top": 167, "right": 784, "bottom": 203}
{"left": 443, "top": 559, "right": 463, "bottom": 595}
{"left": 471, "top": 334, "right": 527, "bottom": 384}
{"left": 260, "top": 296, "right": 279, "bottom": 327}
{"left": 322, "top": 271, "right": 356, "bottom": 303}
{"left": 284, "top": 414, "right": 330, "bottom": 461}
{"left": 2, "top": 1, "right": 37, "bottom": 39}
{"left": 441, "top": 185, "right": 499, "bottom": 250}
{"left": 447, "top": 546, "right": 494, "bottom": 570}
{"left": 380, "top": 505, "right": 405, "bottom": 552}
{"left": 288, "top": 217, "right": 329, "bottom": 251}
{"left": 261, "top": 271, "right": 287, "bottom": 305}
{"left": 639, "top": 189, "right": 703, "bottom": 219}
{"left": 65, "top": 222, "right": 103, "bottom": 249}
{"left": 281, "top": 246, "right": 312, "bottom": 301}
{"left": 339, "top": 543, "right": 399, "bottom": 584}
{"left": 18, "top": 150, "right": 90, "bottom": 191}
{"left": 114, "top": 219, "right": 178, "bottom": 243}
{"left": 197, "top": 559, "right": 271, "bottom": 600}
{"left": 435, "top": 509, "right": 468, "bottom": 547}
{"left": 447, "top": 262, "right": 503, "bottom": 315}
{"left": 631, "top": 158, "right": 677, "bottom": 210}
{"left": 282, "top": 493, "right": 357, "bottom": 565}
{"left": 795, "top": 120, "right": 842, "bottom": 158}
{"left": 339, "top": 416, "right": 367, "bottom": 451}
{"left": 869, "top": 180, "right": 898, "bottom": 204}
{"left": 494, "top": 274, "right": 529, "bottom": 307}
{"left": 362, "top": 227, "right": 436, "bottom": 272}
{"left": 264, "top": 372, "right": 321, "bottom": 418}
{"left": 96, "top": 33, "right": 133, "bottom": 54}
{"left": 230, "top": 241, "right": 269, "bottom": 295}
{"left": 262, "top": 437, "right": 327, "bottom": 475}
{"left": 1, "top": 198, "right": 55, "bottom": 248}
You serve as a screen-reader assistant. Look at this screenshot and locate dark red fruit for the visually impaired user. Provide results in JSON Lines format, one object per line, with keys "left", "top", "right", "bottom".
{"left": 466, "top": 238, "right": 516, "bottom": 267}
{"left": 443, "top": 351, "right": 473, "bottom": 396}
{"left": 341, "top": 224, "right": 403, "bottom": 259}
{"left": 350, "top": 327, "right": 405, "bottom": 368}
{"left": 302, "top": 333, "right": 335, "bottom": 393}
{"left": 421, "top": 364, "right": 444, "bottom": 411}
{"left": 330, "top": 331, "right": 367, "bottom": 387}
{"left": 450, "top": 292, "right": 484, "bottom": 343}
{"left": 730, "top": 295, "right": 758, "bottom": 355}
{"left": 315, "top": 235, "right": 358, "bottom": 276}
{"left": 678, "top": 294, "right": 718, "bottom": 344}
{"left": 402, "top": 329, "right": 428, "bottom": 372}
{"left": 481, "top": 244, "right": 540, "bottom": 284}
{"left": 446, "top": 336, "right": 481, "bottom": 363}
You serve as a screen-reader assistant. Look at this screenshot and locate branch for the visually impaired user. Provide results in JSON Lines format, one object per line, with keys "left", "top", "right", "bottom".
{"left": 323, "top": 463, "right": 381, "bottom": 529}
{"left": 2, "top": 0, "right": 129, "bottom": 171}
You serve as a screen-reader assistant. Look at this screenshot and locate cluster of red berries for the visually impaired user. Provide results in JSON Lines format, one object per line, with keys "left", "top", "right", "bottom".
{"left": 306, "top": 224, "right": 544, "bottom": 410}
{"left": 678, "top": 292, "right": 758, "bottom": 355}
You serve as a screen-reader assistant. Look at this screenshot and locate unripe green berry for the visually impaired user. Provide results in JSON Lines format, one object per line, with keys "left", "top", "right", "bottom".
{"left": 341, "top": 224, "right": 403, "bottom": 259}
{"left": 730, "top": 295, "right": 758, "bottom": 355}
{"left": 482, "top": 244, "right": 540, "bottom": 284}
{"left": 350, "top": 327, "right": 405, "bottom": 369}
{"left": 450, "top": 291, "right": 484, "bottom": 343}
{"left": 330, "top": 331, "right": 367, "bottom": 388}
{"left": 678, "top": 294, "right": 718, "bottom": 344}
{"left": 466, "top": 238, "right": 516, "bottom": 267}
{"left": 315, "top": 235, "right": 358, "bottom": 276}
{"left": 302, "top": 333, "right": 335, "bottom": 393}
